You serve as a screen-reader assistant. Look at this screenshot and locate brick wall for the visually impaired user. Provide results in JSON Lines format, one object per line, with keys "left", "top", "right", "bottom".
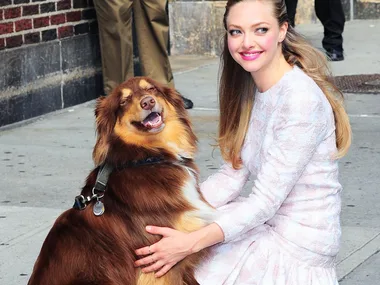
{"left": 0, "top": 0, "right": 102, "bottom": 128}
{"left": 0, "top": 0, "right": 97, "bottom": 50}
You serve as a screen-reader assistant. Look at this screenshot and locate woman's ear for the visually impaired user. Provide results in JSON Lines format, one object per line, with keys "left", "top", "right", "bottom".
{"left": 279, "top": 21, "right": 289, "bottom": 43}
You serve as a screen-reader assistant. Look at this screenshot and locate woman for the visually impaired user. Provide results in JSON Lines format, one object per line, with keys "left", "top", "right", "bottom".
{"left": 135, "top": 0, "right": 351, "bottom": 284}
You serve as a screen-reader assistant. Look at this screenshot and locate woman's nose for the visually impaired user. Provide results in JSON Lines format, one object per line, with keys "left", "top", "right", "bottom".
{"left": 242, "top": 34, "right": 254, "bottom": 50}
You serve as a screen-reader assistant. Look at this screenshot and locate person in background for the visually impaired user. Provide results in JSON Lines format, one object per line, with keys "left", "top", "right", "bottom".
{"left": 93, "top": 0, "right": 194, "bottom": 109}
{"left": 134, "top": 0, "right": 351, "bottom": 284}
{"left": 285, "top": 0, "right": 345, "bottom": 61}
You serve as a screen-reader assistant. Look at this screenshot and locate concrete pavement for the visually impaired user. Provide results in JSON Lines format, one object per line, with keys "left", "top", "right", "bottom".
{"left": 1, "top": 20, "right": 380, "bottom": 284}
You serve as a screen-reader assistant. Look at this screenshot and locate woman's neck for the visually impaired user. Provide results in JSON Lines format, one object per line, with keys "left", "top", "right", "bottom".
{"left": 252, "top": 52, "right": 292, "bottom": 93}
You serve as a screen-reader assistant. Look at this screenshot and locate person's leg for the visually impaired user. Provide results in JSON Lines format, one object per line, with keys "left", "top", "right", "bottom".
{"left": 133, "top": 0, "right": 174, "bottom": 88}
{"left": 93, "top": 0, "right": 134, "bottom": 94}
{"left": 315, "top": 0, "right": 345, "bottom": 60}
{"left": 133, "top": 0, "right": 193, "bottom": 108}
{"left": 285, "top": 0, "right": 298, "bottom": 27}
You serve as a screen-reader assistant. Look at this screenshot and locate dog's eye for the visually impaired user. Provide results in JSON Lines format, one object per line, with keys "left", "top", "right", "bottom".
{"left": 119, "top": 89, "right": 132, "bottom": 106}
{"left": 120, "top": 97, "right": 131, "bottom": 106}
{"left": 147, "top": 86, "right": 156, "bottom": 92}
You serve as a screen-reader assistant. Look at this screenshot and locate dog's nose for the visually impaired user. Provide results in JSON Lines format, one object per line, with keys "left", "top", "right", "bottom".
{"left": 140, "top": 96, "right": 156, "bottom": 110}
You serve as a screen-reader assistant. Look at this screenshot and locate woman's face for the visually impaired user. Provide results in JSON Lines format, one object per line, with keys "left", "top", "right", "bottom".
{"left": 226, "top": 0, "right": 287, "bottom": 75}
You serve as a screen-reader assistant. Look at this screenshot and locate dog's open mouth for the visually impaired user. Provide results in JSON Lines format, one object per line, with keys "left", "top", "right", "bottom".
{"left": 140, "top": 112, "right": 164, "bottom": 132}
{"left": 142, "top": 112, "right": 162, "bottom": 129}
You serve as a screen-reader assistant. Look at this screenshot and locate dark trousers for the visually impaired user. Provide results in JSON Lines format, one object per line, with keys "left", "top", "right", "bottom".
{"left": 93, "top": 0, "right": 174, "bottom": 95}
{"left": 285, "top": 0, "right": 345, "bottom": 52}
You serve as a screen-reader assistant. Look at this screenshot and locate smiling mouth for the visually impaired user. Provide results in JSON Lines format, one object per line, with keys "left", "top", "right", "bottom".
{"left": 240, "top": 51, "right": 263, "bottom": 59}
{"left": 241, "top": 51, "right": 262, "bottom": 55}
{"left": 142, "top": 112, "right": 163, "bottom": 129}
{"left": 130, "top": 109, "right": 165, "bottom": 133}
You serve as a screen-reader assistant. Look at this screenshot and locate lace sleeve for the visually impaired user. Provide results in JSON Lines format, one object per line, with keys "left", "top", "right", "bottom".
{"left": 200, "top": 163, "right": 250, "bottom": 208}
{"left": 214, "top": 91, "right": 330, "bottom": 242}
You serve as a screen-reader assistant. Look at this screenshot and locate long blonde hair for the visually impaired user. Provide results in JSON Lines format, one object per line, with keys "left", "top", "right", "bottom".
{"left": 218, "top": 0, "right": 351, "bottom": 169}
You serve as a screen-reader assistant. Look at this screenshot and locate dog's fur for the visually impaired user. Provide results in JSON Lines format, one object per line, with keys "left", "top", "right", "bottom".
{"left": 28, "top": 77, "right": 214, "bottom": 285}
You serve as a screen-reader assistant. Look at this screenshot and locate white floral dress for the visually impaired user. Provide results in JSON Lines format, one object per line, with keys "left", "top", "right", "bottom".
{"left": 196, "top": 66, "right": 341, "bottom": 285}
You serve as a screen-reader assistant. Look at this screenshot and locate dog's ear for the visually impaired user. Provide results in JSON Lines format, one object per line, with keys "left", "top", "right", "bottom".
{"left": 164, "top": 86, "right": 187, "bottom": 112}
{"left": 93, "top": 95, "right": 118, "bottom": 166}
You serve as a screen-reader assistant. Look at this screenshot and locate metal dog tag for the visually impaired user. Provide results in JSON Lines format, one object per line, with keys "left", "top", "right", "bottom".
{"left": 93, "top": 200, "right": 105, "bottom": 216}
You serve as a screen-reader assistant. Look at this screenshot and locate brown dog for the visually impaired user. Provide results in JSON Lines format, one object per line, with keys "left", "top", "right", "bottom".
{"left": 28, "top": 77, "right": 214, "bottom": 285}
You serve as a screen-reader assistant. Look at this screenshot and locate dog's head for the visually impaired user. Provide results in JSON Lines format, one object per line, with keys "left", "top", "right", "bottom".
{"left": 93, "top": 77, "right": 197, "bottom": 166}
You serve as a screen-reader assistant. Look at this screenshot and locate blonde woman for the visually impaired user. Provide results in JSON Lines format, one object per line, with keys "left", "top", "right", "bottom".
{"left": 135, "top": 0, "right": 352, "bottom": 284}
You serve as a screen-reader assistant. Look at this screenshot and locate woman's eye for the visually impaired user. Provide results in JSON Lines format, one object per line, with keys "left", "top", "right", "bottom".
{"left": 228, "top": 29, "right": 241, "bottom": 36}
{"left": 256, "top": 27, "right": 268, "bottom": 34}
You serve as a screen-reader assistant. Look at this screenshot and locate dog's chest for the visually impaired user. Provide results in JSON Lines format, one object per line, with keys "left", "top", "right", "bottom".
{"left": 108, "top": 164, "right": 195, "bottom": 205}
{"left": 106, "top": 163, "right": 215, "bottom": 222}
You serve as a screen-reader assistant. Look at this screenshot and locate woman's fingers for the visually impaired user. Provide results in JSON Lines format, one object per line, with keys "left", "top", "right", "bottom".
{"left": 135, "top": 244, "right": 156, "bottom": 256}
{"left": 155, "top": 263, "right": 174, "bottom": 277}
{"left": 134, "top": 253, "right": 158, "bottom": 267}
{"left": 134, "top": 227, "right": 190, "bottom": 274}
{"left": 141, "top": 259, "right": 164, "bottom": 274}
{"left": 146, "top": 225, "right": 176, "bottom": 237}
{"left": 135, "top": 226, "right": 178, "bottom": 256}
{"left": 135, "top": 245, "right": 149, "bottom": 256}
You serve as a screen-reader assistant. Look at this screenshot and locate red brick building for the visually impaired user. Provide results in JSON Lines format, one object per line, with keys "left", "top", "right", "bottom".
{"left": 0, "top": 0, "right": 101, "bottom": 127}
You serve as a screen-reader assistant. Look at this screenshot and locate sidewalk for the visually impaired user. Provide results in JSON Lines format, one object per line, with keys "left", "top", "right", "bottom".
{"left": 1, "top": 20, "right": 380, "bottom": 285}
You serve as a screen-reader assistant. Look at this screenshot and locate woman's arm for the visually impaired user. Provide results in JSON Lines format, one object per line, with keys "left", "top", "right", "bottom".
{"left": 134, "top": 223, "right": 224, "bottom": 277}
{"left": 214, "top": 90, "right": 331, "bottom": 242}
{"left": 200, "top": 163, "right": 250, "bottom": 208}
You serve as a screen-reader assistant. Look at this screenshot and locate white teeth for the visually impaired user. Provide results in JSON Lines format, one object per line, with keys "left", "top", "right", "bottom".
{"left": 243, "top": 52, "right": 259, "bottom": 56}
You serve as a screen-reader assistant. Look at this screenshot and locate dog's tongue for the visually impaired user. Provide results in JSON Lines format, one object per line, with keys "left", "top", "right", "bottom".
{"left": 142, "top": 112, "right": 162, "bottom": 128}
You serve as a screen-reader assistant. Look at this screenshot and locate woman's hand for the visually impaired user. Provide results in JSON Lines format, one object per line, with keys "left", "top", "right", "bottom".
{"left": 135, "top": 223, "right": 224, "bottom": 277}
{"left": 134, "top": 226, "right": 195, "bottom": 277}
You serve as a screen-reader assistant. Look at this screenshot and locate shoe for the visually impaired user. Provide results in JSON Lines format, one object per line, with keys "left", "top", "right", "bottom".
{"left": 325, "top": 49, "right": 344, "bottom": 61}
{"left": 181, "top": 95, "right": 193, "bottom": 109}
